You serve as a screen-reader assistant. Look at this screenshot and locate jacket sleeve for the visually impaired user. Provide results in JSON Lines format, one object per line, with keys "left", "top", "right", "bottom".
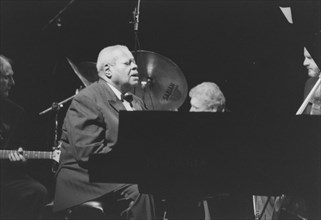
{"left": 64, "top": 94, "right": 107, "bottom": 163}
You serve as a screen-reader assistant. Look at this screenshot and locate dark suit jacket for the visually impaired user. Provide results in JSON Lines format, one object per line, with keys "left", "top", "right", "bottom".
{"left": 53, "top": 79, "right": 146, "bottom": 212}
{"left": 303, "top": 77, "right": 318, "bottom": 115}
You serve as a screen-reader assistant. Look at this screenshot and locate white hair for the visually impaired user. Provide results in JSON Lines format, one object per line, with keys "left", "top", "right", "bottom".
{"left": 189, "top": 82, "right": 226, "bottom": 110}
{"left": 96, "top": 45, "right": 128, "bottom": 76}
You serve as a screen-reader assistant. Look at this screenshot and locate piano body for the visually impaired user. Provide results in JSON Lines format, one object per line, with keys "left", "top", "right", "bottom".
{"left": 88, "top": 111, "right": 320, "bottom": 200}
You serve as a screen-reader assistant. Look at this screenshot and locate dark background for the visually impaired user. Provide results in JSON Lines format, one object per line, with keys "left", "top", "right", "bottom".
{"left": 1, "top": 0, "right": 320, "bottom": 200}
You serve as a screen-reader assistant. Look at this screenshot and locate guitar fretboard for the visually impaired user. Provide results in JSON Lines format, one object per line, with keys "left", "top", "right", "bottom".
{"left": 0, "top": 150, "right": 53, "bottom": 160}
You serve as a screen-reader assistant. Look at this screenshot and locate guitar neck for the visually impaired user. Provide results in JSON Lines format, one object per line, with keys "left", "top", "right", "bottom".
{"left": 0, "top": 150, "right": 53, "bottom": 160}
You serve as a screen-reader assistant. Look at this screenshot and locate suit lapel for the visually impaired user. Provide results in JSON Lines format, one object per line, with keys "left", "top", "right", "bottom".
{"left": 98, "top": 79, "right": 145, "bottom": 112}
{"left": 98, "top": 79, "right": 126, "bottom": 112}
{"left": 108, "top": 99, "right": 126, "bottom": 112}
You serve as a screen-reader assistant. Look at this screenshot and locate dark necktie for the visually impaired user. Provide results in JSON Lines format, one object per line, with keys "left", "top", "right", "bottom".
{"left": 121, "top": 93, "right": 134, "bottom": 107}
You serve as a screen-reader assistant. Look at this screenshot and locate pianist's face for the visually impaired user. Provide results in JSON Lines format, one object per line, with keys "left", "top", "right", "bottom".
{"left": 303, "top": 47, "right": 320, "bottom": 78}
{"left": 108, "top": 47, "right": 139, "bottom": 92}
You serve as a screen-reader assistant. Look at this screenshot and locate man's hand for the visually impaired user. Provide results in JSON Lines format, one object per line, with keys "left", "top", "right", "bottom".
{"left": 119, "top": 184, "right": 140, "bottom": 216}
{"left": 8, "top": 147, "right": 27, "bottom": 162}
{"left": 120, "top": 184, "right": 140, "bottom": 201}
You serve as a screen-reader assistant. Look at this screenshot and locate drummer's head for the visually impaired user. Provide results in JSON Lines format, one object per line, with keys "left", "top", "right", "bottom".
{"left": 189, "top": 82, "right": 225, "bottom": 112}
{"left": 96, "top": 45, "right": 139, "bottom": 93}
{"left": 303, "top": 47, "right": 320, "bottom": 78}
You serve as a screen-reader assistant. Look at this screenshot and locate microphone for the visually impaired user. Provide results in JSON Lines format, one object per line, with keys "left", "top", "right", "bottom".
{"left": 133, "top": 0, "right": 141, "bottom": 31}
{"left": 141, "top": 77, "right": 152, "bottom": 89}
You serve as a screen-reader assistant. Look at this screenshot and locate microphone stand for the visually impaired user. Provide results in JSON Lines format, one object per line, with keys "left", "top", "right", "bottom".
{"left": 39, "top": 95, "right": 75, "bottom": 116}
{"left": 131, "top": 0, "right": 154, "bottom": 108}
{"left": 49, "top": 101, "right": 65, "bottom": 174}
{"left": 41, "top": 0, "right": 76, "bottom": 31}
{"left": 40, "top": 0, "right": 75, "bottom": 153}
{"left": 39, "top": 93, "right": 77, "bottom": 174}
{"left": 130, "top": 0, "right": 141, "bottom": 96}
{"left": 131, "top": 0, "right": 141, "bottom": 57}
{"left": 51, "top": 102, "right": 61, "bottom": 150}
{"left": 39, "top": 93, "right": 77, "bottom": 147}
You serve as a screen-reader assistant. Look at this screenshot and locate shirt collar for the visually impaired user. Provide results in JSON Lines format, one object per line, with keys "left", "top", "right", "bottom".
{"left": 107, "top": 83, "right": 122, "bottom": 101}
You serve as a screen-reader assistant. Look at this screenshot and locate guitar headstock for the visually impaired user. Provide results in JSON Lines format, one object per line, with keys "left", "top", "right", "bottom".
{"left": 52, "top": 149, "right": 61, "bottom": 163}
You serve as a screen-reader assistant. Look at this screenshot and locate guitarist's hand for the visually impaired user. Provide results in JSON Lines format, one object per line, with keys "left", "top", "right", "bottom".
{"left": 8, "top": 147, "right": 27, "bottom": 163}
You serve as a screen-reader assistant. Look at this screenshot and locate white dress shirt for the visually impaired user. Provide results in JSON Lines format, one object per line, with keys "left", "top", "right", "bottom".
{"left": 107, "top": 83, "right": 134, "bottom": 111}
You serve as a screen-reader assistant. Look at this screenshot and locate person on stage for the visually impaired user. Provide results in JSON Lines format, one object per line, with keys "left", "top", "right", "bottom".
{"left": 0, "top": 54, "right": 48, "bottom": 220}
{"left": 53, "top": 45, "right": 156, "bottom": 220}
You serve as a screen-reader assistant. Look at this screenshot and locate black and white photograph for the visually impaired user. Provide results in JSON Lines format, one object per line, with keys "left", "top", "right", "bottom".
{"left": 1, "top": 0, "right": 320, "bottom": 219}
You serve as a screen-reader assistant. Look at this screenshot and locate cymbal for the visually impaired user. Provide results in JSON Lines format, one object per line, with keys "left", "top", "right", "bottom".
{"left": 132, "top": 50, "right": 188, "bottom": 111}
{"left": 67, "top": 58, "right": 99, "bottom": 87}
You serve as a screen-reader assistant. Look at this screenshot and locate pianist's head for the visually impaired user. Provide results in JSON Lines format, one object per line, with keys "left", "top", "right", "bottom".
{"left": 96, "top": 45, "right": 139, "bottom": 93}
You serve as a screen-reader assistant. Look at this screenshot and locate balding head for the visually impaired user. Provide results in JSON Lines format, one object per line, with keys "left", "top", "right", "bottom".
{"left": 303, "top": 47, "right": 320, "bottom": 78}
{"left": 96, "top": 45, "right": 129, "bottom": 75}
{"left": 96, "top": 45, "right": 139, "bottom": 93}
{"left": 0, "top": 55, "right": 15, "bottom": 98}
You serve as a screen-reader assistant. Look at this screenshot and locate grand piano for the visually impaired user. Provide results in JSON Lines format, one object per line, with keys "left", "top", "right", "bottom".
{"left": 88, "top": 111, "right": 320, "bottom": 200}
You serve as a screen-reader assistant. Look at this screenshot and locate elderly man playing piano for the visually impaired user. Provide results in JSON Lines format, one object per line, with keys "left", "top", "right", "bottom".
{"left": 53, "top": 45, "right": 156, "bottom": 220}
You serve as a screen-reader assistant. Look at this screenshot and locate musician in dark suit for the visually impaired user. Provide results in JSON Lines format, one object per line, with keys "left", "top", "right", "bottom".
{"left": 53, "top": 45, "right": 155, "bottom": 220}
{"left": 292, "top": 46, "right": 321, "bottom": 219}
{"left": 271, "top": 46, "right": 321, "bottom": 220}
{"left": 0, "top": 55, "right": 48, "bottom": 219}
